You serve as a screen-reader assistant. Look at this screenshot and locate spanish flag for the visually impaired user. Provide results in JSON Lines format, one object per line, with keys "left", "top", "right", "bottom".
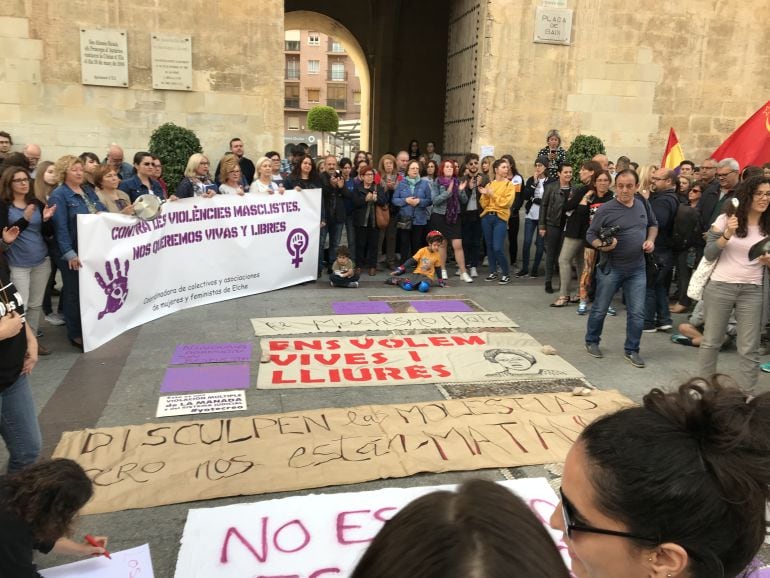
{"left": 661, "top": 128, "right": 684, "bottom": 169}
{"left": 711, "top": 101, "right": 770, "bottom": 168}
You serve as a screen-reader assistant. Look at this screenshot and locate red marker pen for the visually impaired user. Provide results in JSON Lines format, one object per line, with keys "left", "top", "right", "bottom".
{"left": 85, "top": 534, "right": 112, "bottom": 559}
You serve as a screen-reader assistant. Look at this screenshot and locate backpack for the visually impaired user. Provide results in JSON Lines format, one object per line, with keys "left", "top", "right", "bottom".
{"left": 671, "top": 203, "right": 703, "bottom": 251}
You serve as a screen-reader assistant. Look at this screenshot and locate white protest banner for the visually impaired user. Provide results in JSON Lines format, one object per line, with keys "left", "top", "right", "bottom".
{"left": 251, "top": 311, "right": 518, "bottom": 336}
{"left": 257, "top": 332, "right": 582, "bottom": 388}
{"left": 41, "top": 544, "right": 154, "bottom": 578}
{"left": 174, "top": 478, "right": 569, "bottom": 578}
{"left": 77, "top": 192, "right": 321, "bottom": 352}
{"left": 156, "top": 391, "right": 247, "bottom": 417}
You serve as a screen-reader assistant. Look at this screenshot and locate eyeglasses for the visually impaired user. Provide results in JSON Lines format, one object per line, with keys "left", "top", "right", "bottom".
{"left": 690, "top": 188, "right": 702, "bottom": 194}
{"left": 716, "top": 170, "right": 735, "bottom": 178}
{"left": 11, "top": 178, "right": 30, "bottom": 184}
{"left": 559, "top": 488, "right": 658, "bottom": 542}
{"left": 141, "top": 162, "right": 154, "bottom": 166}
{"left": 753, "top": 192, "right": 770, "bottom": 199}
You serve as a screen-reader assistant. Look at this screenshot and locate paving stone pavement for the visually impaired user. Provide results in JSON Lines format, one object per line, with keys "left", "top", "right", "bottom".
{"left": 6, "top": 270, "right": 768, "bottom": 575}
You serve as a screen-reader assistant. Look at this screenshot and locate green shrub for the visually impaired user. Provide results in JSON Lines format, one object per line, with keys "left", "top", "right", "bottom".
{"left": 148, "top": 123, "right": 202, "bottom": 192}
{"left": 307, "top": 106, "right": 339, "bottom": 132}
{"left": 566, "top": 135, "right": 606, "bottom": 183}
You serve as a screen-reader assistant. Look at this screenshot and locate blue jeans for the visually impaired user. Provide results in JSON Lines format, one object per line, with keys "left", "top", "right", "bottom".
{"left": 60, "top": 261, "right": 82, "bottom": 341}
{"left": 344, "top": 217, "right": 356, "bottom": 262}
{"left": 521, "top": 218, "right": 544, "bottom": 274}
{"left": 644, "top": 250, "right": 674, "bottom": 329}
{"left": 481, "top": 214, "right": 509, "bottom": 276}
{"left": 0, "top": 374, "right": 42, "bottom": 473}
{"left": 585, "top": 261, "right": 647, "bottom": 353}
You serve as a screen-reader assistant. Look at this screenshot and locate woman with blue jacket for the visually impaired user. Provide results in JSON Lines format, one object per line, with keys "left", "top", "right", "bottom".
{"left": 48, "top": 155, "right": 106, "bottom": 349}
{"left": 392, "top": 160, "right": 432, "bottom": 259}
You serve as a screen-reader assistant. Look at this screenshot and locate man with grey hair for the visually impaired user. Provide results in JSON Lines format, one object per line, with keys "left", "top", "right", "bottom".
{"left": 105, "top": 144, "right": 134, "bottom": 180}
{"left": 699, "top": 158, "right": 740, "bottom": 227}
{"left": 396, "top": 150, "right": 410, "bottom": 177}
{"left": 22, "top": 143, "right": 41, "bottom": 177}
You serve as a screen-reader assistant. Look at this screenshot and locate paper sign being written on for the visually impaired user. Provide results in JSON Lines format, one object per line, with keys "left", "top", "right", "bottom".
{"left": 156, "top": 391, "right": 247, "bottom": 417}
{"left": 174, "top": 478, "right": 569, "bottom": 578}
{"left": 41, "top": 544, "right": 154, "bottom": 578}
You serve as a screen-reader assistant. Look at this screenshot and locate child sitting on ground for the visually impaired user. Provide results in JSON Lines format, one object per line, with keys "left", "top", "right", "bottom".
{"left": 385, "top": 230, "right": 447, "bottom": 292}
{"left": 329, "top": 245, "right": 360, "bottom": 288}
{"left": 671, "top": 300, "right": 736, "bottom": 349}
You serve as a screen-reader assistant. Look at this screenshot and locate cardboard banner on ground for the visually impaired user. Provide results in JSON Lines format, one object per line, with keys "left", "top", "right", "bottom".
{"left": 257, "top": 332, "right": 582, "bottom": 389}
{"left": 77, "top": 192, "right": 321, "bottom": 352}
{"left": 250, "top": 311, "right": 518, "bottom": 336}
{"left": 174, "top": 478, "right": 568, "bottom": 578}
{"left": 52, "top": 390, "right": 632, "bottom": 514}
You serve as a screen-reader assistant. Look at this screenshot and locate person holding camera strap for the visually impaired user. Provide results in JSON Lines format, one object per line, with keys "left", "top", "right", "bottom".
{"left": 584, "top": 169, "right": 658, "bottom": 368}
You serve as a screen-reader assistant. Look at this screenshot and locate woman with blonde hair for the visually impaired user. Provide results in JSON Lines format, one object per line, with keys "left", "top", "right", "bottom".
{"left": 33, "top": 160, "right": 65, "bottom": 327}
{"left": 636, "top": 164, "right": 658, "bottom": 199}
{"left": 172, "top": 153, "right": 217, "bottom": 199}
{"left": 251, "top": 156, "right": 285, "bottom": 195}
{"left": 48, "top": 155, "right": 106, "bottom": 348}
{"left": 218, "top": 154, "right": 245, "bottom": 195}
{"left": 480, "top": 155, "right": 495, "bottom": 182}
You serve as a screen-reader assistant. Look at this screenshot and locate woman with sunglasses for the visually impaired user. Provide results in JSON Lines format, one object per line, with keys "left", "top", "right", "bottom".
{"left": 552, "top": 377, "right": 770, "bottom": 578}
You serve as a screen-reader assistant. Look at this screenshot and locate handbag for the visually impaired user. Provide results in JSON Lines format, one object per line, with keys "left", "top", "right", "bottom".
{"left": 687, "top": 255, "right": 718, "bottom": 301}
{"left": 375, "top": 204, "right": 390, "bottom": 229}
{"left": 396, "top": 215, "right": 413, "bottom": 230}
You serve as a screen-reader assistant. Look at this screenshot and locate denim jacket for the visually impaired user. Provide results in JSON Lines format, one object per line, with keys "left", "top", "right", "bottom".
{"left": 49, "top": 184, "right": 106, "bottom": 261}
{"left": 119, "top": 175, "right": 165, "bottom": 202}
{"left": 392, "top": 179, "right": 432, "bottom": 226}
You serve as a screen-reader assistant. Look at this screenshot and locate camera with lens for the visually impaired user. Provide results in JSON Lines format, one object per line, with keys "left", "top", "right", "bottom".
{"left": 598, "top": 225, "right": 620, "bottom": 247}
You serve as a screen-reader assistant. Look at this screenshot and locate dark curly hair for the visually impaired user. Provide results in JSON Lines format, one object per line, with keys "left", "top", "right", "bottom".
{"left": 580, "top": 376, "right": 770, "bottom": 577}
{"left": 731, "top": 176, "right": 770, "bottom": 238}
{"left": 0, "top": 459, "right": 93, "bottom": 544}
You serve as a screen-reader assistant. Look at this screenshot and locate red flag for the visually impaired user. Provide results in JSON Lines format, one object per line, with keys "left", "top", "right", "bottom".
{"left": 711, "top": 100, "right": 770, "bottom": 168}
{"left": 661, "top": 128, "right": 684, "bottom": 169}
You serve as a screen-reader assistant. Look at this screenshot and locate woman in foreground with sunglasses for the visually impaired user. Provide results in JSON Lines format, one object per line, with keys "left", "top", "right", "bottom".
{"left": 552, "top": 376, "right": 770, "bottom": 577}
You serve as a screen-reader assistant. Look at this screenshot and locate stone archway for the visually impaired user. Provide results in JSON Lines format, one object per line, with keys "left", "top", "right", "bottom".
{"left": 284, "top": 10, "right": 371, "bottom": 152}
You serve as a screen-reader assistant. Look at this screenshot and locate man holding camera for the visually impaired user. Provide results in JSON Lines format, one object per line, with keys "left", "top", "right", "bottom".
{"left": 584, "top": 169, "right": 658, "bottom": 368}
{"left": 320, "top": 155, "right": 349, "bottom": 275}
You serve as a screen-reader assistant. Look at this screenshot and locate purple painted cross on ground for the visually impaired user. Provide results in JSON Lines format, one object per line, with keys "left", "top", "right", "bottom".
{"left": 409, "top": 300, "right": 473, "bottom": 313}
{"left": 332, "top": 301, "right": 394, "bottom": 315}
{"left": 159, "top": 365, "right": 250, "bottom": 393}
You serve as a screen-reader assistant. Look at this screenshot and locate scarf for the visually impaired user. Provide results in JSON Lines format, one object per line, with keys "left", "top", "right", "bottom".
{"left": 405, "top": 175, "right": 420, "bottom": 189}
{"left": 438, "top": 176, "right": 460, "bottom": 224}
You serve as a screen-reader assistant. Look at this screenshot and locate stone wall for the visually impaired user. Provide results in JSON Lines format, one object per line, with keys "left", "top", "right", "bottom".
{"left": 0, "top": 0, "right": 283, "bottom": 165}
{"left": 475, "top": 0, "right": 770, "bottom": 167}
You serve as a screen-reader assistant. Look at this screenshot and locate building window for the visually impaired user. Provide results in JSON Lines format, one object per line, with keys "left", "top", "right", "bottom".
{"left": 307, "top": 89, "right": 320, "bottom": 103}
{"left": 288, "top": 116, "right": 300, "bottom": 130}
{"left": 285, "top": 84, "right": 299, "bottom": 109}
{"left": 327, "top": 85, "right": 346, "bottom": 110}
{"left": 353, "top": 91, "right": 361, "bottom": 106}
{"left": 285, "top": 30, "right": 300, "bottom": 51}
{"left": 308, "top": 60, "right": 319, "bottom": 75}
{"left": 331, "top": 41, "right": 344, "bottom": 53}
{"left": 285, "top": 57, "right": 299, "bottom": 80}
{"left": 308, "top": 32, "right": 320, "bottom": 46}
{"left": 329, "top": 62, "right": 346, "bottom": 81}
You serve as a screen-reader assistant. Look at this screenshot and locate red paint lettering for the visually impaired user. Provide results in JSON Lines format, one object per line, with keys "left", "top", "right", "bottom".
{"left": 404, "top": 364, "right": 431, "bottom": 379}
{"left": 220, "top": 522, "right": 267, "bottom": 563}
{"left": 293, "top": 340, "right": 323, "bottom": 350}
{"left": 272, "top": 371, "right": 297, "bottom": 384}
{"left": 431, "top": 364, "right": 451, "bottom": 377}
{"left": 408, "top": 351, "right": 422, "bottom": 362}
{"left": 336, "top": 510, "right": 373, "bottom": 544}
{"left": 273, "top": 519, "right": 311, "bottom": 553}
{"left": 341, "top": 368, "right": 373, "bottom": 382}
{"left": 373, "top": 367, "right": 403, "bottom": 380}
{"left": 401, "top": 337, "right": 429, "bottom": 347}
{"left": 345, "top": 353, "right": 367, "bottom": 365}
{"left": 270, "top": 354, "right": 297, "bottom": 366}
{"left": 450, "top": 335, "right": 485, "bottom": 346}
{"left": 269, "top": 340, "right": 290, "bottom": 351}
{"left": 299, "top": 369, "right": 325, "bottom": 383}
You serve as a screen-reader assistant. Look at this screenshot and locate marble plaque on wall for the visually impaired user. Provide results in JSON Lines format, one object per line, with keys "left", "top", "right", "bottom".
{"left": 151, "top": 34, "right": 193, "bottom": 91}
{"left": 80, "top": 28, "right": 128, "bottom": 87}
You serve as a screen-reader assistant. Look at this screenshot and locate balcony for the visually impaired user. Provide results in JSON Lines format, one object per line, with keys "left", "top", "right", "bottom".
{"left": 327, "top": 99, "right": 346, "bottom": 110}
{"left": 284, "top": 98, "right": 300, "bottom": 109}
{"left": 327, "top": 69, "right": 348, "bottom": 81}
{"left": 327, "top": 40, "right": 345, "bottom": 53}
{"left": 285, "top": 40, "right": 300, "bottom": 52}
{"left": 285, "top": 69, "right": 300, "bottom": 80}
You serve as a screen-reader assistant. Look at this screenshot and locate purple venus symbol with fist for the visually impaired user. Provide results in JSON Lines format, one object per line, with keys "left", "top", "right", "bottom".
{"left": 286, "top": 228, "right": 309, "bottom": 268}
{"left": 94, "top": 258, "right": 129, "bottom": 320}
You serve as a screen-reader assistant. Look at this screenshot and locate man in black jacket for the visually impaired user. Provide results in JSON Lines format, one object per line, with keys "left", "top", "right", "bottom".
{"left": 539, "top": 162, "right": 574, "bottom": 293}
{"left": 643, "top": 168, "right": 680, "bottom": 332}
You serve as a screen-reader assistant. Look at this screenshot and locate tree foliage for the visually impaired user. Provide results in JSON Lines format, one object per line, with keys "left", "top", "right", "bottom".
{"left": 566, "top": 135, "right": 606, "bottom": 183}
{"left": 148, "top": 123, "right": 203, "bottom": 191}
{"left": 307, "top": 106, "right": 339, "bottom": 132}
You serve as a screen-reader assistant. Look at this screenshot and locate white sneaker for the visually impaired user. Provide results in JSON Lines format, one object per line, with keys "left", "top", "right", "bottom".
{"left": 45, "top": 313, "right": 66, "bottom": 326}
{"left": 470, "top": 266, "right": 478, "bottom": 278}
{"left": 461, "top": 272, "right": 473, "bottom": 283}
{"left": 441, "top": 269, "right": 448, "bottom": 280}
